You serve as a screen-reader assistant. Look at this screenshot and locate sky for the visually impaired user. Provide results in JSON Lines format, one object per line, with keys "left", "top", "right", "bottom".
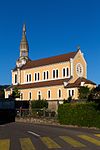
{"left": 0, "top": 0, "right": 100, "bottom": 85}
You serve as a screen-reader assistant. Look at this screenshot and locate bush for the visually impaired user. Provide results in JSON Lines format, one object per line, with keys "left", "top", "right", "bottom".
{"left": 31, "top": 99, "right": 48, "bottom": 109}
{"left": 58, "top": 102, "right": 100, "bottom": 128}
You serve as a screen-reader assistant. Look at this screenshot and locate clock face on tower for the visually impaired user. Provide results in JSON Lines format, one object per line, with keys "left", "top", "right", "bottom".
{"left": 22, "top": 51, "right": 27, "bottom": 57}
{"left": 76, "top": 63, "right": 83, "bottom": 77}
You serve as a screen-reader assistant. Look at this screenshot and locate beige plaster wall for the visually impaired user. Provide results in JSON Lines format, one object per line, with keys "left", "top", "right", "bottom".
{"left": 70, "top": 50, "right": 87, "bottom": 83}
{"left": 19, "top": 85, "right": 68, "bottom": 100}
{"left": 12, "top": 61, "right": 71, "bottom": 85}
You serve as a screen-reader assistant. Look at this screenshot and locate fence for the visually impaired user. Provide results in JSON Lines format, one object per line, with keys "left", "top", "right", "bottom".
{"left": 0, "top": 99, "right": 16, "bottom": 124}
{"left": 15, "top": 99, "right": 64, "bottom": 118}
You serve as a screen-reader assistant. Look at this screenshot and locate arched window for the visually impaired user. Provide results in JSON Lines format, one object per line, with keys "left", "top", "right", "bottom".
{"left": 43, "top": 71, "right": 49, "bottom": 80}
{"left": 62, "top": 67, "right": 69, "bottom": 77}
{"left": 34, "top": 72, "right": 40, "bottom": 81}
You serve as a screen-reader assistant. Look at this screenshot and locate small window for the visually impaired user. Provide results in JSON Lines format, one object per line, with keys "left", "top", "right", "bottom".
{"left": 38, "top": 91, "right": 41, "bottom": 100}
{"left": 63, "top": 67, "right": 69, "bottom": 78}
{"left": 15, "top": 74, "right": 17, "bottom": 83}
{"left": 29, "top": 74, "right": 31, "bottom": 82}
{"left": 48, "top": 90, "right": 51, "bottom": 99}
{"left": 27, "top": 74, "right": 28, "bottom": 82}
{"left": 53, "top": 70, "right": 55, "bottom": 78}
{"left": 34, "top": 73, "right": 40, "bottom": 81}
{"left": 66, "top": 68, "right": 69, "bottom": 77}
{"left": 72, "top": 90, "right": 74, "bottom": 96}
{"left": 38, "top": 73, "right": 40, "bottom": 80}
{"left": 69, "top": 90, "right": 71, "bottom": 97}
{"left": 56, "top": 70, "right": 58, "bottom": 78}
{"left": 47, "top": 71, "right": 49, "bottom": 79}
{"left": 20, "top": 93, "right": 23, "bottom": 100}
{"left": 44, "top": 72, "right": 46, "bottom": 80}
{"left": 43, "top": 71, "right": 49, "bottom": 80}
{"left": 35, "top": 73, "right": 37, "bottom": 81}
{"left": 58, "top": 89, "right": 61, "bottom": 98}
{"left": 63, "top": 68, "right": 65, "bottom": 77}
{"left": 29, "top": 92, "right": 32, "bottom": 100}
{"left": 53, "top": 69, "right": 58, "bottom": 78}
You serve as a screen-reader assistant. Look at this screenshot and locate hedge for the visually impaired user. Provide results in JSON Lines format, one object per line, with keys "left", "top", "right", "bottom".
{"left": 31, "top": 100, "right": 48, "bottom": 109}
{"left": 58, "top": 102, "right": 100, "bottom": 128}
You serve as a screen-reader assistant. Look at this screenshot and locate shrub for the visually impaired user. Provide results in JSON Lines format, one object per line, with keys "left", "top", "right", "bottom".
{"left": 58, "top": 102, "right": 100, "bottom": 128}
{"left": 31, "top": 99, "right": 48, "bottom": 109}
{"left": 78, "top": 86, "right": 90, "bottom": 100}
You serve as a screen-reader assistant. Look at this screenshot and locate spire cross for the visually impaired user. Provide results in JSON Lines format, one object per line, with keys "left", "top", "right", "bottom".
{"left": 77, "top": 45, "right": 80, "bottom": 50}
{"left": 23, "top": 24, "right": 26, "bottom": 34}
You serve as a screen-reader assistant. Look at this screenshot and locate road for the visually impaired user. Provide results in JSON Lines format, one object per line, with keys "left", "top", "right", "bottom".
{"left": 0, "top": 122, "right": 100, "bottom": 150}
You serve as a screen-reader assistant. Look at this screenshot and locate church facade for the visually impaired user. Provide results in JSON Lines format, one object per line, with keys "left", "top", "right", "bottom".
{"left": 5, "top": 25, "right": 96, "bottom": 101}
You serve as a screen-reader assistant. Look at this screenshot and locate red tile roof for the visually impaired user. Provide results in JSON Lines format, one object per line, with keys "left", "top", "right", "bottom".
{"left": 6, "top": 78, "right": 71, "bottom": 91}
{"left": 6, "top": 77, "right": 96, "bottom": 91}
{"left": 66, "top": 77, "right": 96, "bottom": 88}
{"left": 13, "top": 51, "right": 77, "bottom": 71}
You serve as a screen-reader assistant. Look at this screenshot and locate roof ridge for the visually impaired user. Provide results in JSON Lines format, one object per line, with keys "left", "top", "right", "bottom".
{"left": 30, "top": 51, "right": 77, "bottom": 62}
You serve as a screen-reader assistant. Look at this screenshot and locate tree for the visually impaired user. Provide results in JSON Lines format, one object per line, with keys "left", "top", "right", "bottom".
{"left": 11, "top": 87, "right": 20, "bottom": 98}
{"left": 0, "top": 85, "right": 9, "bottom": 99}
{"left": 88, "top": 85, "right": 100, "bottom": 100}
{"left": 78, "top": 86, "right": 90, "bottom": 100}
{"left": 94, "top": 85, "right": 100, "bottom": 99}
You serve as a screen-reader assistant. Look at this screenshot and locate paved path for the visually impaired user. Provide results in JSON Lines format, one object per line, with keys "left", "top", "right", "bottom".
{"left": 0, "top": 122, "right": 100, "bottom": 150}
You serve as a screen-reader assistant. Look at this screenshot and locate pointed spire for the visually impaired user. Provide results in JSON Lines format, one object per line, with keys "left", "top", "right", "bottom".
{"left": 20, "top": 24, "right": 29, "bottom": 59}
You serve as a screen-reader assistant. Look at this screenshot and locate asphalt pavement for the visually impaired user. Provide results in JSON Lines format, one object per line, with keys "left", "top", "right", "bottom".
{"left": 0, "top": 122, "right": 100, "bottom": 150}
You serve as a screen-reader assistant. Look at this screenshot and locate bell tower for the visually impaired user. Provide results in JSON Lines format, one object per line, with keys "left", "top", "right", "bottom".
{"left": 16, "top": 24, "right": 29, "bottom": 68}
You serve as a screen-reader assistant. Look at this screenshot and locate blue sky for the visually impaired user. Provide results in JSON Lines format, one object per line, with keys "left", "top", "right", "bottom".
{"left": 0, "top": 0, "right": 100, "bottom": 85}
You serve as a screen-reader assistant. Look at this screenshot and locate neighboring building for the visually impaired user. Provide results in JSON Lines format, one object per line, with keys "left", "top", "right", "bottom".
{"left": 5, "top": 25, "right": 96, "bottom": 102}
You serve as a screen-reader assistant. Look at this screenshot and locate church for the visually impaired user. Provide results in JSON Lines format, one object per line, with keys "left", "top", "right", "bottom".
{"left": 5, "top": 25, "right": 96, "bottom": 101}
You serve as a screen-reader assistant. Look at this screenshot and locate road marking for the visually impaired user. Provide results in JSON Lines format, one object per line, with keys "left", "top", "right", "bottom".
{"left": 28, "top": 131, "right": 40, "bottom": 137}
{"left": 78, "top": 135, "right": 100, "bottom": 146}
{"left": 0, "top": 139, "right": 10, "bottom": 150}
{"left": 41, "top": 137, "right": 61, "bottom": 148}
{"left": 95, "top": 134, "right": 100, "bottom": 137}
{"left": 20, "top": 138, "right": 36, "bottom": 150}
{"left": 60, "top": 136, "right": 86, "bottom": 148}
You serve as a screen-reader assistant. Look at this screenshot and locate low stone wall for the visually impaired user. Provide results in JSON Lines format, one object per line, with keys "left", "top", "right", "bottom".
{"left": 15, "top": 117, "right": 59, "bottom": 125}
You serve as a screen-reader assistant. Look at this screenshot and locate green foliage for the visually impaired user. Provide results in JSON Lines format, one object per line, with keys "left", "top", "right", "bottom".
{"left": 67, "top": 96, "right": 72, "bottom": 102}
{"left": 87, "top": 85, "right": 100, "bottom": 103}
{"left": 92, "top": 85, "right": 100, "bottom": 99}
{"left": 64, "top": 96, "right": 72, "bottom": 104}
{"left": 78, "top": 86, "right": 90, "bottom": 100}
{"left": 0, "top": 88, "right": 5, "bottom": 98}
{"left": 31, "top": 99, "right": 48, "bottom": 109}
{"left": 58, "top": 102, "right": 100, "bottom": 128}
{"left": 12, "top": 87, "right": 20, "bottom": 98}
